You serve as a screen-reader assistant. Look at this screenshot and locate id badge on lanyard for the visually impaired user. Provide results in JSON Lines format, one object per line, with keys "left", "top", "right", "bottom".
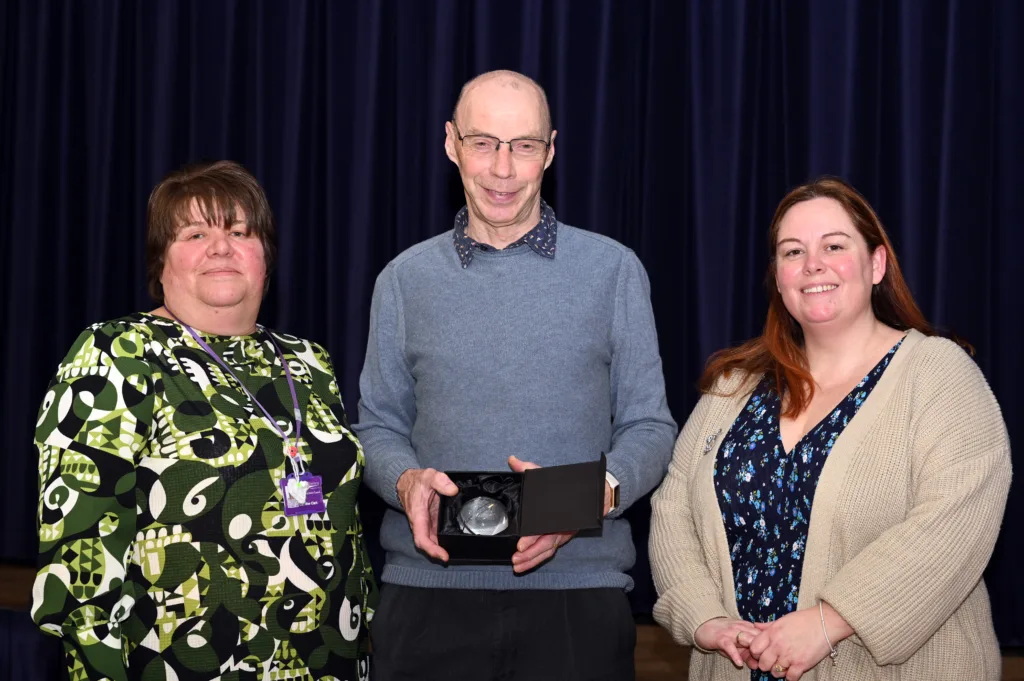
{"left": 169, "top": 311, "right": 327, "bottom": 517}
{"left": 281, "top": 445, "right": 326, "bottom": 516}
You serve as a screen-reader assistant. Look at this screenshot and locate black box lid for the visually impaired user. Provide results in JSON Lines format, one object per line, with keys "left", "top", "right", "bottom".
{"left": 518, "top": 455, "right": 606, "bottom": 536}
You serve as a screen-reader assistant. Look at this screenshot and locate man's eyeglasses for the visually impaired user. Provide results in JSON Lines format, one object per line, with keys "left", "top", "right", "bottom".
{"left": 452, "top": 121, "right": 551, "bottom": 160}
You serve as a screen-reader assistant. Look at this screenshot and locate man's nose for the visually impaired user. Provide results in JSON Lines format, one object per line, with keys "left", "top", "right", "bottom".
{"left": 490, "top": 144, "right": 515, "bottom": 178}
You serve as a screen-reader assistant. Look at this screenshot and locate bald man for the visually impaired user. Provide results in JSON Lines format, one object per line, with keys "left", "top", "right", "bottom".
{"left": 355, "top": 70, "right": 676, "bottom": 681}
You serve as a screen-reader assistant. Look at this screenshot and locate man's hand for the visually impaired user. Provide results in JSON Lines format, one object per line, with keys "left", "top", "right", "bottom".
{"left": 507, "top": 455, "right": 575, "bottom": 573}
{"left": 693, "top": 617, "right": 762, "bottom": 668}
{"left": 396, "top": 468, "right": 459, "bottom": 562}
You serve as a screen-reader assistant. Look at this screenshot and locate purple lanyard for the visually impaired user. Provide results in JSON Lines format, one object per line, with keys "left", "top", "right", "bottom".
{"left": 167, "top": 311, "right": 306, "bottom": 475}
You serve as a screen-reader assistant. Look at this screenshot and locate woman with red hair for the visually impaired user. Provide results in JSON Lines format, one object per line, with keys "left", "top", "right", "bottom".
{"left": 649, "top": 177, "right": 1010, "bottom": 680}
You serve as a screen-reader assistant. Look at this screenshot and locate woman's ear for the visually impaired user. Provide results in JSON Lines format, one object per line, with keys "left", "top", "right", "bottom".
{"left": 871, "top": 245, "right": 887, "bottom": 285}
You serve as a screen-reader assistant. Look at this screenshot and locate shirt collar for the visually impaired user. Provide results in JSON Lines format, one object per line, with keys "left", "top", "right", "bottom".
{"left": 453, "top": 200, "right": 558, "bottom": 268}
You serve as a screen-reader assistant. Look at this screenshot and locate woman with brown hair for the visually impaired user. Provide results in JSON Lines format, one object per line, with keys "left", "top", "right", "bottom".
{"left": 649, "top": 177, "right": 1010, "bottom": 680}
{"left": 32, "top": 161, "right": 377, "bottom": 680}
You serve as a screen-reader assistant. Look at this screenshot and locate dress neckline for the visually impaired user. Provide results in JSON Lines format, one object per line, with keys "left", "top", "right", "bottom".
{"left": 135, "top": 310, "right": 266, "bottom": 343}
{"left": 779, "top": 333, "right": 907, "bottom": 456}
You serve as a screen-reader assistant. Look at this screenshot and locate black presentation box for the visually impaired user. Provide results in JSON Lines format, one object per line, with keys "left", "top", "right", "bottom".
{"left": 437, "top": 455, "right": 607, "bottom": 565}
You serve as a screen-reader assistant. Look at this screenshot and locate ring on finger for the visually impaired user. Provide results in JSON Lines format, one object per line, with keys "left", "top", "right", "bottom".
{"left": 736, "top": 631, "right": 744, "bottom": 646}
{"left": 773, "top": 662, "right": 788, "bottom": 673}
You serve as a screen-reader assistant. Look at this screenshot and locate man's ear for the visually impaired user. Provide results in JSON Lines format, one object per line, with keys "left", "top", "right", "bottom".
{"left": 543, "top": 129, "right": 557, "bottom": 170}
{"left": 444, "top": 121, "right": 460, "bottom": 166}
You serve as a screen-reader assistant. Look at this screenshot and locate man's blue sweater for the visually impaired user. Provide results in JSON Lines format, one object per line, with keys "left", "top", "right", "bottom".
{"left": 355, "top": 221, "right": 677, "bottom": 590}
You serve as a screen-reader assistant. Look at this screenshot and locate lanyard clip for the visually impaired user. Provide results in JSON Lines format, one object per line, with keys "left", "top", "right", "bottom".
{"left": 286, "top": 442, "right": 307, "bottom": 478}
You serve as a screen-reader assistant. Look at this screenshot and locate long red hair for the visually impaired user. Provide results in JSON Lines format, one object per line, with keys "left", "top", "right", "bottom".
{"left": 699, "top": 177, "right": 950, "bottom": 417}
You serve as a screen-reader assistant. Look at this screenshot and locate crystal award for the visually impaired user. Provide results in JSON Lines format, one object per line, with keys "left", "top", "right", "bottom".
{"left": 457, "top": 496, "right": 509, "bottom": 536}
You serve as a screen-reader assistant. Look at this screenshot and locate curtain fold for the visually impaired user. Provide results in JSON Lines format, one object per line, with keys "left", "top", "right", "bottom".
{"left": 0, "top": 611, "right": 64, "bottom": 681}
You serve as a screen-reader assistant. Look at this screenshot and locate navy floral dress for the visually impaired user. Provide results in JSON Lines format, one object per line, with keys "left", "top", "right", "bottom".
{"left": 714, "top": 338, "right": 904, "bottom": 681}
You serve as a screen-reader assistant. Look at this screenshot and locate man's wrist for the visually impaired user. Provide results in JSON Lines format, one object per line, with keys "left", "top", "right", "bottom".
{"left": 604, "top": 471, "right": 620, "bottom": 515}
{"left": 395, "top": 468, "right": 416, "bottom": 507}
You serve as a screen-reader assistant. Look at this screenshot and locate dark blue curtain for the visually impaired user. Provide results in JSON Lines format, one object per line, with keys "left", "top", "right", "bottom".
{"left": 0, "top": 611, "right": 63, "bottom": 680}
{"left": 2, "top": 1, "right": 1021, "bottom": 675}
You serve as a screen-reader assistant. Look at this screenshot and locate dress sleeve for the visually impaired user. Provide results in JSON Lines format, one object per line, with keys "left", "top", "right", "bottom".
{"left": 820, "top": 344, "right": 1012, "bottom": 665}
{"left": 310, "top": 341, "right": 379, "bottom": 630}
{"left": 32, "top": 324, "right": 152, "bottom": 681}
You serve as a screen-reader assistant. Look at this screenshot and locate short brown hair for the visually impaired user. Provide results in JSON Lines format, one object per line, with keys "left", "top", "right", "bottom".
{"left": 145, "top": 160, "right": 277, "bottom": 304}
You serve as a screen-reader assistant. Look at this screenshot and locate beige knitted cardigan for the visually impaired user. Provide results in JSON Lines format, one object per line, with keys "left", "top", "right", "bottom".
{"left": 649, "top": 330, "right": 1012, "bottom": 681}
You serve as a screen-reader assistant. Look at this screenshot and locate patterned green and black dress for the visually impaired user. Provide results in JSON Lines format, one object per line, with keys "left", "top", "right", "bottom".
{"left": 32, "top": 312, "right": 378, "bottom": 681}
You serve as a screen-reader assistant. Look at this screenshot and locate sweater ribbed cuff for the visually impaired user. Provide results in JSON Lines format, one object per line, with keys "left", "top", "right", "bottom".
{"left": 652, "top": 585, "right": 730, "bottom": 647}
{"left": 378, "top": 456, "right": 418, "bottom": 510}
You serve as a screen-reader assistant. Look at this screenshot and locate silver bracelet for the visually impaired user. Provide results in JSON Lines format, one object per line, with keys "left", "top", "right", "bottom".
{"left": 819, "top": 600, "right": 839, "bottom": 665}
